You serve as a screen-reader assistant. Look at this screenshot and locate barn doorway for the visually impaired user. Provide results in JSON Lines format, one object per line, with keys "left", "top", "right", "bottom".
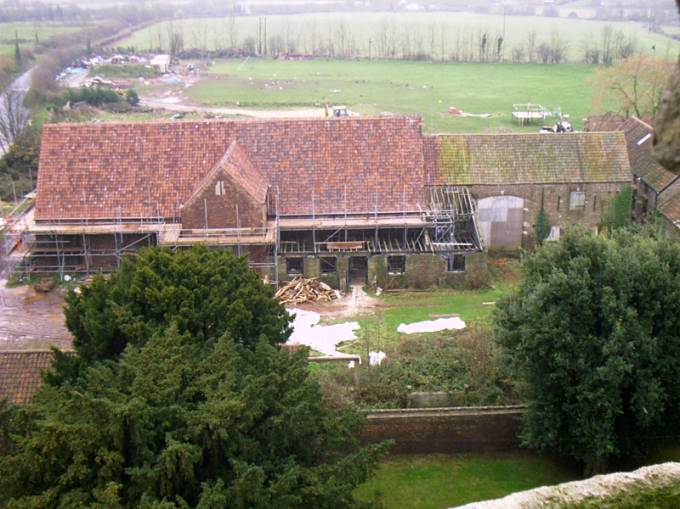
{"left": 477, "top": 196, "right": 525, "bottom": 250}
{"left": 349, "top": 256, "right": 368, "bottom": 284}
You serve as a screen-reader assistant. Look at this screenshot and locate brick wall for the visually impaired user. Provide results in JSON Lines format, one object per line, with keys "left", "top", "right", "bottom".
{"left": 181, "top": 173, "right": 266, "bottom": 229}
{"left": 361, "top": 406, "right": 525, "bottom": 454}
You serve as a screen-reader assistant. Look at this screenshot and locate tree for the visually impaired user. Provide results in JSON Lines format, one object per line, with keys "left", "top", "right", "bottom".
{"left": 0, "top": 125, "right": 40, "bottom": 201}
{"left": 54, "top": 247, "right": 290, "bottom": 382}
{"left": 534, "top": 192, "right": 551, "bottom": 245}
{"left": 591, "top": 54, "right": 674, "bottom": 119}
{"left": 13, "top": 31, "right": 20, "bottom": 66}
{"left": 0, "top": 327, "right": 386, "bottom": 508}
{"left": 0, "top": 91, "right": 30, "bottom": 154}
{"left": 125, "top": 88, "right": 140, "bottom": 106}
{"left": 602, "top": 185, "right": 632, "bottom": 231}
{"left": 496, "top": 228, "right": 680, "bottom": 474}
{"left": 526, "top": 30, "right": 537, "bottom": 63}
{"left": 653, "top": 13, "right": 680, "bottom": 175}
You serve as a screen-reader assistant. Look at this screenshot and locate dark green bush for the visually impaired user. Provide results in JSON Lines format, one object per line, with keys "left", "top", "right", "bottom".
{"left": 66, "top": 86, "right": 120, "bottom": 106}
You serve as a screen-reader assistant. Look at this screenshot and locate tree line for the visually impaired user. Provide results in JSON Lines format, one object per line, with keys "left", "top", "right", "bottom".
{"left": 134, "top": 19, "right": 655, "bottom": 65}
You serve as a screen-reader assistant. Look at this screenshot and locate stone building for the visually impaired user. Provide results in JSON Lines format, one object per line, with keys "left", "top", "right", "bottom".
{"left": 585, "top": 115, "right": 680, "bottom": 224}
{"left": 425, "top": 132, "right": 632, "bottom": 249}
{"left": 26, "top": 117, "right": 632, "bottom": 288}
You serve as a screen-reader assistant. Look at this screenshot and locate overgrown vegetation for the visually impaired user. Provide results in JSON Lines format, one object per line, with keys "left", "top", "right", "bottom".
{"left": 316, "top": 326, "right": 518, "bottom": 409}
{"left": 602, "top": 185, "right": 632, "bottom": 231}
{"left": 90, "top": 63, "right": 157, "bottom": 79}
{"left": 496, "top": 227, "right": 680, "bottom": 474}
{"left": 65, "top": 85, "right": 121, "bottom": 106}
{"left": 0, "top": 124, "right": 40, "bottom": 201}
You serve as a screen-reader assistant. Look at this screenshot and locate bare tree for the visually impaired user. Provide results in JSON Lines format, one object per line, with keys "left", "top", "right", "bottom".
{"left": 601, "top": 25, "right": 614, "bottom": 65}
{"left": 512, "top": 46, "right": 525, "bottom": 63}
{"left": 548, "top": 31, "right": 568, "bottom": 64}
{"left": 537, "top": 42, "right": 551, "bottom": 64}
{"left": 591, "top": 54, "right": 673, "bottom": 119}
{"left": 526, "top": 30, "right": 537, "bottom": 63}
{"left": 0, "top": 91, "right": 30, "bottom": 154}
{"left": 227, "top": 13, "right": 238, "bottom": 49}
{"left": 167, "top": 22, "right": 184, "bottom": 58}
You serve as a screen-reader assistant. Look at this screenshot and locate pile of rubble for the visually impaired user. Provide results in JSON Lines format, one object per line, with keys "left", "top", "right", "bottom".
{"left": 275, "top": 277, "right": 340, "bottom": 305}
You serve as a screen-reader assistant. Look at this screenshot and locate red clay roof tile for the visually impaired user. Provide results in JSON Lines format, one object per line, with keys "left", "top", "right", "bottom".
{"left": 35, "top": 117, "right": 426, "bottom": 220}
{"left": 0, "top": 350, "right": 66, "bottom": 404}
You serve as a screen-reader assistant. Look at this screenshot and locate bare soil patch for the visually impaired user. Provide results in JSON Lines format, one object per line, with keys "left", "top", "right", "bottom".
{"left": 0, "top": 283, "right": 71, "bottom": 350}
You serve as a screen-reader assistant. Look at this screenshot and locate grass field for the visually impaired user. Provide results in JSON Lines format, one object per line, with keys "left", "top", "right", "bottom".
{"left": 118, "top": 12, "right": 680, "bottom": 62}
{"left": 353, "top": 453, "right": 577, "bottom": 509}
{"left": 186, "top": 59, "right": 595, "bottom": 132}
{"left": 0, "top": 21, "right": 90, "bottom": 57}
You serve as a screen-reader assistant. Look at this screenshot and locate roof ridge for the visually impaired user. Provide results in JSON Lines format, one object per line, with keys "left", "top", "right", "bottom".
{"left": 0, "top": 349, "right": 73, "bottom": 354}
{"left": 630, "top": 116, "right": 655, "bottom": 131}
{"left": 42, "top": 115, "right": 423, "bottom": 129}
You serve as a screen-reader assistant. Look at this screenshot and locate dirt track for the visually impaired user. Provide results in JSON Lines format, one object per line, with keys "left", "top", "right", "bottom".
{"left": 140, "top": 96, "right": 326, "bottom": 119}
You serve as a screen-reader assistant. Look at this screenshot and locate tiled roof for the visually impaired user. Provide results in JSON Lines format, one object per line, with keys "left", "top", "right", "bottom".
{"left": 583, "top": 113, "right": 628, "bottom": 132}
{"left": 659, "top": 193, "right": 680, "bottom": 230}
{"left": 35, "top": 117, "right": 426, "bottom": 220}
{"left": 0, "top": 350, "right": 67, "bottom": 405}
{"left": 184, "top": 141, "right": 269, "bottom": 208}
{"left": 585, "top": 116, "right": 677, "bottom": 192}
{"left": 430, "top": 132, "right": 631, "bottom": 185}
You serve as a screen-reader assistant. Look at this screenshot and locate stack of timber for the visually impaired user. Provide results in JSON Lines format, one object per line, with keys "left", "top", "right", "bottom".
{"left": 275, "top": 277, "right": 340, "bottom": 304}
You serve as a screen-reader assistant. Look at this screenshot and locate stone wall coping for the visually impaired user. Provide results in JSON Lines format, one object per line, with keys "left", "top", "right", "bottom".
{"left": 364, "top": 405, "right": 527, "bottom": 420}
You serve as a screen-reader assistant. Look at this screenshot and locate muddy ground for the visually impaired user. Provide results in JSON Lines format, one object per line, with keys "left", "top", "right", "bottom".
{"left": 0, "top": 282, "right": 71, "bottom": 351}
{"left": 0, "top": 282, "right": 377, "bottom": 353}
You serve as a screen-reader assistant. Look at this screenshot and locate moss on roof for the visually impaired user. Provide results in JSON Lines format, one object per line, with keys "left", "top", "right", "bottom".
{"left": 433, "top": 132, "right": 631, "bottom": 186}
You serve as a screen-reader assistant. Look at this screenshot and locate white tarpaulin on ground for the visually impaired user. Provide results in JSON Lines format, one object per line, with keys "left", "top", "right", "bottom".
{"left": 368, "top": 351, "right": 387, "bottom": 366}
{"left": 397, "top": 317, "right": 466, "bottom": 334}
{"left": 286, "top": 308, "right": 359, "bottom": 356}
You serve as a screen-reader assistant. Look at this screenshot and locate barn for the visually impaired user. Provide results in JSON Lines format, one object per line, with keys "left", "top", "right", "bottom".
{"left": 25, "top": 116, "right": 632, "bottom": 288}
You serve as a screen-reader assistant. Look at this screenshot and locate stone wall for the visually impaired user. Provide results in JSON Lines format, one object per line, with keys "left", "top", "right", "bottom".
{"left": 362, "top": 406, "right": 525, "bottom": 454}
{"left": 277, "top": 252, "right": 489, "bottom": 290}
{"left": 469, "top": 182, "right": 629, "bottom": 250}
{"left": 456, "top": 463, "right": 680, "bottom": 509}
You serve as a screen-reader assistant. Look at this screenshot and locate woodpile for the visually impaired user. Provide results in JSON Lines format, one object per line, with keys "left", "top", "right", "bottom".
{"left": 275, "top": 276, "right": 340, "bottom": 305}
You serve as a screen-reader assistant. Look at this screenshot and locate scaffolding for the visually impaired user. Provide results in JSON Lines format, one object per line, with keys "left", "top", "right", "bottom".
{"left": 12, "top": 185, "right": 483, "bottom": 286}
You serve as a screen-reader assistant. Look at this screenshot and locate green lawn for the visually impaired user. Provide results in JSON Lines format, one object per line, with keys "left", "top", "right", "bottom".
{"left": 354, "top": 453, "right": 577, "bottom": 509}
{"left": 118, "top": 12, "right": 680, "bottom": 62}
{"left": 335, "top": 282, "right": 515, "bottom": 355}
{"left": 186, "top": 59, "right": 595, "bottom": 132}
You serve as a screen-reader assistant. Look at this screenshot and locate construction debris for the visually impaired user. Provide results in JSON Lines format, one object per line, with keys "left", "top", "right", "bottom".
{"left": 275, "top": 276, "right": 340, "bottom": 305}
